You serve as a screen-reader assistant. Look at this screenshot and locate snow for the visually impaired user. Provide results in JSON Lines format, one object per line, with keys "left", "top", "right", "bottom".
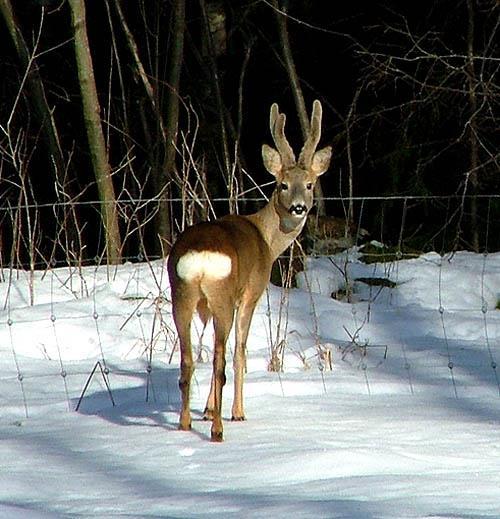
{"left": 1, "top": 248, "right": 500, "bottom": 518}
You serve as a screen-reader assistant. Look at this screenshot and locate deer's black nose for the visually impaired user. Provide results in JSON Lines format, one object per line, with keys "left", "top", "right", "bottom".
{"left": 289, "top": 204, "right": 307, "bottom": 216}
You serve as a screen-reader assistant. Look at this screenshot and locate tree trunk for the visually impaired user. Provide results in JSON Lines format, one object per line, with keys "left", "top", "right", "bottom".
{"left": 158, "top": 0, "right": 186, "bottom": 249}
{"left": 199, "top": 0, "right": 234, "bottom": 213}
{"left": 111, "top": 0, "right": 166, "bottom": 140}
{"left": 466, "top": 0, "right": 479, "bottom": 252}
{"left": 346, "top": 89, "right": 360, "bottom": 227}
{"left": 271, "top": 0, "right": 326, "bottom": 215}
{"left": 68, "top": 0, "right": 122, "bottom": 264}
{"left": 0, "top": 0, "right": 66, "bottom": 189}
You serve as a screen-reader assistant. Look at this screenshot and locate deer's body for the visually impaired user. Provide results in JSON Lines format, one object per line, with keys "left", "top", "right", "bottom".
{"left": 168, "top": 101, "right": 331, "bottom": 441}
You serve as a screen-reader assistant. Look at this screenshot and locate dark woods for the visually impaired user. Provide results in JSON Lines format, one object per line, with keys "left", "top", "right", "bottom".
{"left": 0, "top": 0, "right": 498, "bottom": 268}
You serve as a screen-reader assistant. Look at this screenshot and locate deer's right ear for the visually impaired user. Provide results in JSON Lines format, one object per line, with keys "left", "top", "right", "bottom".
{"left": 262, "top": 144, "right": 282, "bottom": 177}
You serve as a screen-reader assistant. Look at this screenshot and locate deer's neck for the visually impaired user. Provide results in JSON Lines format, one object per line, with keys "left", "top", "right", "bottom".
{"left": 245, "top": 192, "right": 306, "bottom": 261}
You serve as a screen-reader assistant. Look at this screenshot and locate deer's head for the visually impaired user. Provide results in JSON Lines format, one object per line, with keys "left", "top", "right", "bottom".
{"left": 262, "top": 100, "right": 331, "bottom": 227}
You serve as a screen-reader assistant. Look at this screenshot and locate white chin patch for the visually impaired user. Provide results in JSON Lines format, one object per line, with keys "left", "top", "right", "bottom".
{"left": 290, "top": 211, "right": 306, "bottom": 219}
{"left": 176, "top": 251, "right": 232, "bottom": 281}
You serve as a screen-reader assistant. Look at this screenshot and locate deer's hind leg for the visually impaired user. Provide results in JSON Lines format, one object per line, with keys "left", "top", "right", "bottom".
{"left": 203, "top": 372, "right": 216, "bottom": 421}
{"left": 172, "top": 282, "right": 199, "bottom": 431}
{"left": 210, "top": 309, "right": 234, "bottom": 441}
{"left": 202, "top": 284, "right": 235, "bottom": 442}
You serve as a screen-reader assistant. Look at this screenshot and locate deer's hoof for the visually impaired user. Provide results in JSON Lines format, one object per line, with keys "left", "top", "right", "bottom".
{"left": 203, "top": 408, "right": 214, "bottom": 421}
{"left": 179, "top": 413, "right": 191, "bottom": 431}
{"left": 211, "top": 430, "right": 224, "bottom": 442}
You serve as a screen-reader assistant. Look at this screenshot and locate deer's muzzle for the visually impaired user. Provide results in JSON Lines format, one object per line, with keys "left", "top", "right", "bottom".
{"left": 289, "top": 204, "right": 307, "bottom": 216}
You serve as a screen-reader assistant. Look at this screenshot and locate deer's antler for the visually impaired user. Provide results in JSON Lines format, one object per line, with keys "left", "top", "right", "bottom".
{"left": 298, "top": 100, "right": 323, "bottom": 168}
{"left": 269, "top": 103, "right": 296, "bottom": 168}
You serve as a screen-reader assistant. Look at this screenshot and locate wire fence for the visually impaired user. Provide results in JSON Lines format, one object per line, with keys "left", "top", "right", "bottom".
{"left": 1, "top": 194, "right": 500, "bottom": 421}
{"left": 2, "top": 192, "right": 500, "bottom": 271}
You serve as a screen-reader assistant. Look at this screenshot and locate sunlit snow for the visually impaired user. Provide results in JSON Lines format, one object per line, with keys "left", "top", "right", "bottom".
{"left": 1, "top": 248, "right": 499, "bottom": 518}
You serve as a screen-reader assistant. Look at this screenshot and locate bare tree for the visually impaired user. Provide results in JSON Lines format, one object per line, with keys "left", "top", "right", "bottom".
{"left": 466, "top": 0, "right": 480, "bottom": 251}
{"left": 270, "top": 0, "right": 326, "bottom": 215}
{"left": 0, "top": 0, "right": 66, "bottom": 191}
{"left": 159, "top": 0, "right": 186, "bottom": 246}
{"left": 354, "top": 1, "right": 499, "bottom": 250}
{"left": 68, "top": 0, "right": 122, "bottom": 264}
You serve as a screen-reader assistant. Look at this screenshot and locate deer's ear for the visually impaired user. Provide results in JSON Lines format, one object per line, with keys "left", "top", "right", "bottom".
{"left": 311, "top": 146, "right": 332, "bottom": 176}
{"left": 262, "top": 144, "right": 282, "bottom": 177}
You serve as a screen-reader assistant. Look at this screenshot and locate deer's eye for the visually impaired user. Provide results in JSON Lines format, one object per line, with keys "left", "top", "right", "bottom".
{"left": 306, "top": 183, "right": 313, "bottom": 190}
{"left": 280, "top": 182, "right": 289, "bottom": 191}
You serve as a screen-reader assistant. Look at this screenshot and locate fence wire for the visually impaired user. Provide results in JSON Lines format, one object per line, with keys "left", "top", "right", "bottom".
{"left": 1, "top": 195, "right": 499, "bottom": 419}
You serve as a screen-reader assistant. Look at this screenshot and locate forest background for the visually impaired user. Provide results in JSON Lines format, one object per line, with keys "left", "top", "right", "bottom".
{"left": 0, "top": 0, "right": 498, "bottom": 268}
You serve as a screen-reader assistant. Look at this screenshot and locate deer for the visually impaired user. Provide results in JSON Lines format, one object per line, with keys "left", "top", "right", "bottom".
{"left": 167, "top": 100, "right": 331, "bottom": 441}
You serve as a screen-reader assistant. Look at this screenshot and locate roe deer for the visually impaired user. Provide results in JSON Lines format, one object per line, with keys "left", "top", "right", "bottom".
{"left": 167, "top": 100, "right": 331, "bottom": 441}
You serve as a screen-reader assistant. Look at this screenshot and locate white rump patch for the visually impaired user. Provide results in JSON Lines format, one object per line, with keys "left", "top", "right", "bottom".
{"left": 176, "top": 251, "right": 232, "bottom": 281}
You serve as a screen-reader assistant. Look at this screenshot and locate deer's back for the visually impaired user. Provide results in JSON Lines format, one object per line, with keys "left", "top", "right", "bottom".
{"left": 168, "top": 215, "right": 272, "bottom": 300}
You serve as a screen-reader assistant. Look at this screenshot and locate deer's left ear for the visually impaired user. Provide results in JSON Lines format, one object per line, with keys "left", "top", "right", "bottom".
{"left": 311, "top": 146, "right": 332, "bottom": 176}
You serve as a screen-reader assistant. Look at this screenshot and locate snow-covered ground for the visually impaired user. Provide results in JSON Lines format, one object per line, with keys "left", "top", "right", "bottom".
{"left": 1, "top": 248, "right": 499, "bottom": 518}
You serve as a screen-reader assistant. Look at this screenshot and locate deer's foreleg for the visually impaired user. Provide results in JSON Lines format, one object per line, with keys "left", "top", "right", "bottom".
{"left": 232, "top": 300, "right": 257, "bottom": 421}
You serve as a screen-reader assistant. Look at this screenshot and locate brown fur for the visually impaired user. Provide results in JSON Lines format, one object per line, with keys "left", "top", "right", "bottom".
{"left": 168, "top": 101, "right": 331, "bottom": 441}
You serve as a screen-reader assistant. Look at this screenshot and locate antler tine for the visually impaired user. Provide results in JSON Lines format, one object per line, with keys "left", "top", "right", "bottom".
{"left": 298, "top": 100, "right": 323, "bottom": 168}
{"left": 270, "top": 103, "right": 296, "bottom": 168}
